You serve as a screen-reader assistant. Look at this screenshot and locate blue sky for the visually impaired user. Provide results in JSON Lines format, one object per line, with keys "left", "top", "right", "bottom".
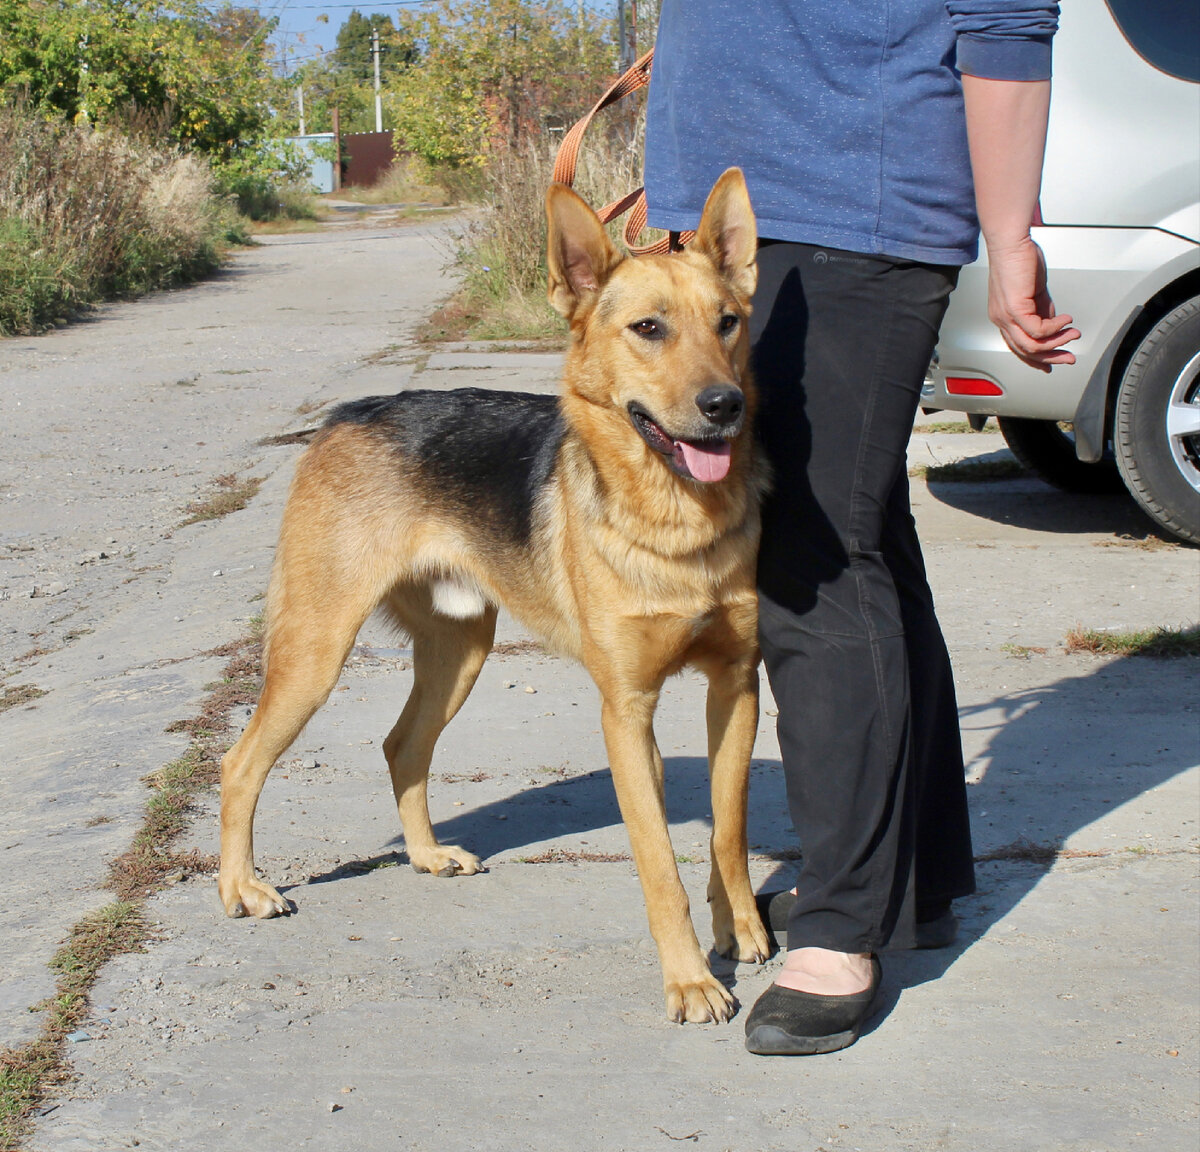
{"left": 265, "top": 1, "right": 428, "bottom": 66}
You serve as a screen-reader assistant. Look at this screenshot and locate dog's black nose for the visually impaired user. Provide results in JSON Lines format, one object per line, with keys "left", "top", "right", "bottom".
{"left": 696, "top": 385, "right": 744, "bottom": 426}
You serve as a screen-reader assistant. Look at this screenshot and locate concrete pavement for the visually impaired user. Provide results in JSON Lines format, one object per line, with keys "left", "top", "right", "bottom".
{"left": 1, "top": 219, "right": 1196, "bottom": 1151}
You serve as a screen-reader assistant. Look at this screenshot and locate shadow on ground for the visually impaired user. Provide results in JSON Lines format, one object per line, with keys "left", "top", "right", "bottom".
{"left": 925, "top": 475, "right": 1176, "bottom": 539}
{"left": 293, "top": 646, "right": 1195, "bottom": 1020}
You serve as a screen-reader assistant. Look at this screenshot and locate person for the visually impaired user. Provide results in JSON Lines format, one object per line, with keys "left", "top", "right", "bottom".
{"left": 644, "top": 1, "right": 1081, "bottom": 1055}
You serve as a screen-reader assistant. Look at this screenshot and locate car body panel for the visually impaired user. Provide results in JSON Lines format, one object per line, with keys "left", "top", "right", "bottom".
{"left": 926, "top": 228, "right": 1200, "bottom": 425}
{"left": 1040, "top": 2, "right": 1199, "bottom": 236}
{"left": 924, "top": 0, "right": 1200, "bottom": 447}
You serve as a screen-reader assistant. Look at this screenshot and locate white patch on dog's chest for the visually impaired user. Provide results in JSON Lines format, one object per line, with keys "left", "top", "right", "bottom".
{"left": 432, "top": 578, "right": 489, "bottom": 618}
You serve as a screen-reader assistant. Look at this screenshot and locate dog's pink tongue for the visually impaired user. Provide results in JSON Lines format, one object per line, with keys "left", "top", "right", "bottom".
{"left": 674, "top": 440, "right": 732, "bottom": 482}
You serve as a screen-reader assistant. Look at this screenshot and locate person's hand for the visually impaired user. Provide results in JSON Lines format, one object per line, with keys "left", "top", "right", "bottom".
{"left": 985, "top": 234, "right": 1080, "bottom": 372}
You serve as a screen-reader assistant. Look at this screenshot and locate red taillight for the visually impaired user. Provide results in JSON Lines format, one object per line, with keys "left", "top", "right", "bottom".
{"left": 945, "top": 376, "right": 1004, "bottom": 396}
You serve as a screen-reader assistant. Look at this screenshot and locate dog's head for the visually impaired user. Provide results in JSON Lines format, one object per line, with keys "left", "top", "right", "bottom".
{"left": 546, "top": 169, "right": 757, "bottom": 486}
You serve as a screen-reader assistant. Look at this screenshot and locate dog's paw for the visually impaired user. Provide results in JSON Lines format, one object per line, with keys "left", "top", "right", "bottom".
{"left": 219, "top": 875, "right": 289, "bottom": 919}
{"left": 664, "top": 974, "right": 736, "bottom": 1024}
{"left": 715, "top": 912, "right": 771, "bottom": 965}
{"left": 409, "top": 844, "right": 483, "bottom": 877}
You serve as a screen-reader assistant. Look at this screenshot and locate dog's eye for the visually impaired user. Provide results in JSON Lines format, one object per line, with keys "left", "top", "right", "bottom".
{"left": 718, "top": 313, "right": 739, "bottom": 335}
{"left": 629, "top": 319, "right": 664, "bottom": 340}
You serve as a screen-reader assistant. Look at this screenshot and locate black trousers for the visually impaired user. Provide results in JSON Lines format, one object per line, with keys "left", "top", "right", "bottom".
{"left": 751, "top": 242, "right": 976, "bottom": 954}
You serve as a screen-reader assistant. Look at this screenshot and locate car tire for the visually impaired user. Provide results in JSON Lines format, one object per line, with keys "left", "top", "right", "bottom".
{"left": 1113, "top": 296, "right": 1200, "bottom": 544}
{"left": 997, "top": 417, "right": 1125, "bottom": 494}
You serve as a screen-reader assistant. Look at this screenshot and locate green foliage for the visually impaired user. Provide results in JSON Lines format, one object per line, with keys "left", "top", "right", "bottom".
{"left": 0, "top": 0, "right": 277, "bottom": 158}
{"left": 209, "top": 139, "right": 320, "bottom": 220}
{"left": 277, "top": 54, "right": 374, "bottom": 136}
{"left": 334, "top": 10, "right": 415, "bottom": 82}
{"left": 388, "top": 0, "right": 618, "bottom": 169}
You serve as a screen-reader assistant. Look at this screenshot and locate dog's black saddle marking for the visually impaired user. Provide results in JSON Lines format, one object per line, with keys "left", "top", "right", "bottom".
{"left": 327, "top": 389, "right": 565, "bottom": 544}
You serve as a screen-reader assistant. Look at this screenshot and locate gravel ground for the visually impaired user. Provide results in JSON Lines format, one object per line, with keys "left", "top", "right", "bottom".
{"left": 1, "top": 215, "right": 1196, "bottom": 1152}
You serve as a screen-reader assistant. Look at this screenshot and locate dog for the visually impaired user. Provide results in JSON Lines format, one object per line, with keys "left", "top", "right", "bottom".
{"left": 218, "top": 168, "right": 771, "bottom": 1023}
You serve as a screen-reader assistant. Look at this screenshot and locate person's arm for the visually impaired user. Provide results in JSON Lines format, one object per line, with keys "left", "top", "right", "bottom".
{"left": 962, "top": 74, "right": 1080, "bottom": 371}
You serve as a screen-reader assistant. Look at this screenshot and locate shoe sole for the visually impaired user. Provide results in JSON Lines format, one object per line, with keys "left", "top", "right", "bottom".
{"left": 745, "top": 1023, "right": 862, "bottom": 1056}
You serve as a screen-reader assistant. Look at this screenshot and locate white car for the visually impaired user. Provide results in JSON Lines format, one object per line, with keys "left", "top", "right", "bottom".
{"left": 923, "top": 0, "right": 1200, "bottom": 542}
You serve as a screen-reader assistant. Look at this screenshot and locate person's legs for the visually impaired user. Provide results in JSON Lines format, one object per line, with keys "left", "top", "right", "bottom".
{"left": 748, "top": 243, "right": 967, "bottom": 1000}
{"left": 880, "top": 473, "right": 976, "bottom": 935}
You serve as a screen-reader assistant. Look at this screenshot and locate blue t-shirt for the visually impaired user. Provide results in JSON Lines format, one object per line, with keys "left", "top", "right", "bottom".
{"left": 644, "top": 1, "right": 1059, "bottom": 265}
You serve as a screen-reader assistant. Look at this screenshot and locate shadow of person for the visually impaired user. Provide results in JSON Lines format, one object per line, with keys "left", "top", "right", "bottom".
{"left": 924, "top": 473, "right": 1174, "bottom": 540}
{"left": 878, "top": 649, "right": 1197, "bottom": 994}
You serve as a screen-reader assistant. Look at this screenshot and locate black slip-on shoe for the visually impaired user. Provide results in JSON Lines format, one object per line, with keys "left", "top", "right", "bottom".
{"left": 744, "top": 956, "right": 882, "bottom": 1056}
{"left": 754, "top": 890, "right": 959, "bottom": 950}
{"left": 913, "top": 908, "right": 959, "bottom": 949}
{"left": 754, "top": 889, "right": 794, "bottom": 940}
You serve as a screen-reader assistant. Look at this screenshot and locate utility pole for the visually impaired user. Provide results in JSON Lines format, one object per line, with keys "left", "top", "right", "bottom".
{"left": 331, "top": 106, "right": 342, "bottom": 191}
{"left": 78, "top": 33, "right": 90, "bottom": 124}
{"left": 297, "top": 84, "right": 306, "bottom": 136}
{"left": 371, "top": 28, "right": 383, "bottom": 133}
{"left": 617, "top": 0, "right": 637, "bottom": 71}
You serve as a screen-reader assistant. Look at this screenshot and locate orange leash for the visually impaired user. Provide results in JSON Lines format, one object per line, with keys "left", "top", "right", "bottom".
{"left": 551, "top": 48, "right": 693, "bottom": 255}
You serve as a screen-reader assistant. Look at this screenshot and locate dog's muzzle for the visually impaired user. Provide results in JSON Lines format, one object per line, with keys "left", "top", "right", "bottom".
{"left": 628, "top": 397, "right": 742, "bottom": 483}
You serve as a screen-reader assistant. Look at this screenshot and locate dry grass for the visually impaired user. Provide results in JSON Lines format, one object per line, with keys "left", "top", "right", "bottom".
{"left": 1064, "top": 624, "right": 1200, "bottom": 659}
{"left": 912, "top": 420, "right": 990, "bottom": 434}
{"left": 911, "top": 458, "right": 1027, "bottom": 482}
{"left": 974, "top": 837, "right": 1106, "bottom": 865}
{"left": 515, "top": 848, "right": 631, "bottom": 864}
{"left": 0, "top": 901, "right": 148, "bottom": 1146}
{"left": 256, "top": 430, "right": 318, "bottom": 448}
{"left": 0, "top": 106, "right": 238, "bottom": 335}
{"left": 1000, "top": 643, "right": 1049, "bottom": 659}
{"left": 180, "top": 473, "right": 265, "bottom": 526}
{"left": 491, "top": 639, "right": 547, "bottom": 657}
{"left": 0, "top": 631, "right": 261, "bottom": 1144}
{"left": 0, "top": 684, "right": 47, "bottom": 713}
{"left": 1092, "top": 532, "right": 1180, "bottom": 552}
{"left": 449, "top": 118, "right": 655, "bottom": 341}
{"left": 247, "top": 216, "right": 327, "bottom": 235}
{"left": 337, "top": 158, "right": 453, "bottom": 206}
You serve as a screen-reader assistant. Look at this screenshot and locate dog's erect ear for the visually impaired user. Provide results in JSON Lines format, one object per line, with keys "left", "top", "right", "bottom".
{"left": 546, "top": 183, "right": 622, "bottom": 319}
{"left": 692, "top": 168, "right": 757, "bottom": 302}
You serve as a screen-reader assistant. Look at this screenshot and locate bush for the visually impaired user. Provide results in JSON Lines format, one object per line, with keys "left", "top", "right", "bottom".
{"left": 0, "top": 106, "right": 237, "bottom": 335}
{"left": 209, "top": 140, "right": 320, "bottom": 222}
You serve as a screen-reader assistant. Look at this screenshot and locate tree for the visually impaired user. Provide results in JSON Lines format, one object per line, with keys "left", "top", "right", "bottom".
{"left": 334, "top": 10, "right": 414, "bottom": 84}
{"left": 277, "top": 54, "right": 374, "bottom": 136}
{"left": 0, "top": 0, "right": 277, "bottom": 158}
{"left": 387, "top": 0, "right": 617, "bottom": 169}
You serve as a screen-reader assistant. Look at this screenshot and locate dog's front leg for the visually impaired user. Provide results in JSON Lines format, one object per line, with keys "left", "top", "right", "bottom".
{"left": 701, "top": 651, "right": 771, "bottom": 965}
{"left": 599, "top": 689, "right": 736, "bottom": 1024}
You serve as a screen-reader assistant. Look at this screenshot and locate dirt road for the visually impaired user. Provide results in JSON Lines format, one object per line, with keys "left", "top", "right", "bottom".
{"left": 1, "top": 218, "right": 1196, "bottom": 1151}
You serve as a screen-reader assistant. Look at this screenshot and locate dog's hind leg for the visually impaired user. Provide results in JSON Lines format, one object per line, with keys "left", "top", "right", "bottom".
{"left": 382, "top": 595, "right": 497, "bottom": 877}
{"left": 219, "top": 578, "right": 376, "bottom": 919}
{"left": 698, "top": 648, "right": 771, "bottom": 966}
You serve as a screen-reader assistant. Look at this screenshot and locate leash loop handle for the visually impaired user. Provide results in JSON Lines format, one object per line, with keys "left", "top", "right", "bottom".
{"left": 552, "top": 48, "right": 694, "bottom": 256}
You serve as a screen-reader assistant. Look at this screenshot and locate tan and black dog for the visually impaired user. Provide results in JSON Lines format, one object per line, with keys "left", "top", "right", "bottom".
{"left": 218, "top": 168, "right": 770, "bottom": 1023}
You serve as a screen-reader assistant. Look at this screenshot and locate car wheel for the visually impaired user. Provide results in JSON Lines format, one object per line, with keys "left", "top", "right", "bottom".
{"left": 997, "top": 417, "right": 1125, "bottom": 494}
{"left": 1113, "top": 296, "right": 1200, "bottom": 544}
